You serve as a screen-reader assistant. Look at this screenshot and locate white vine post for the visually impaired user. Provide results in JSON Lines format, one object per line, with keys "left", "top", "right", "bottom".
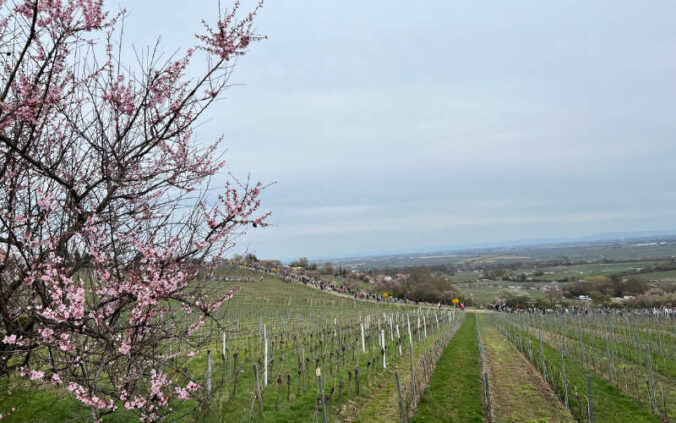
{"left": 423, "top": 314, "right": 428, "bottom": 339}
{"left": 381, "top": 329, "right": 387, "bottom": 369}
{"left": 396, "top": 324, "right": 402, "bottom": 356}
{"left": 361, "top": 322, "right": 366, "bottom": 353}
{"left": 389, "top": 315, "right": 394, "bottom": 341}
{"left": 264, "top": 337, "right": 268, "bottom": 386}
{"left": 407, "top": 314, "right": 412, "bottom": 342}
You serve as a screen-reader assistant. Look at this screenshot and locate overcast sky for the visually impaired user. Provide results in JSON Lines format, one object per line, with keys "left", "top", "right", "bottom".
{"left": 119, "top": 0, "right": 676, "bottom": 261}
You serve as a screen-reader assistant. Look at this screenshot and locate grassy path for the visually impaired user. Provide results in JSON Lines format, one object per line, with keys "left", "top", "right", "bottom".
{"left": 478, "top": 316, "right": 574, "bottom": 423}
{"left": 412, "top": 315, "right": 483, "bottom": 422}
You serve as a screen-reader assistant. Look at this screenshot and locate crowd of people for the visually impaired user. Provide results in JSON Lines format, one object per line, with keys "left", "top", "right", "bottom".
{"left": 493, "top": 303, "right": 675, "bottom": 317}
{"left": 232, "top": 262, "right": 442, "bottom": 307}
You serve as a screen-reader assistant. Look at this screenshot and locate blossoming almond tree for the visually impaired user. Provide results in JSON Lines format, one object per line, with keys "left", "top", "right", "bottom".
{"left": 0, "top": 0, "right": 268, "bottom": 420}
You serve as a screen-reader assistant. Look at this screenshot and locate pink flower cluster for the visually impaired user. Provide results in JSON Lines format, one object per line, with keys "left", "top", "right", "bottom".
{"left": 36, "top": 192, "right": 54, "bottom": 213}
{"left": 67, "top": 382, "right": 114, "bottom": 410}
{"left": 186, "top": 320, "right": 205, "bottom": 335}
{"left": 174, "top": 381, "right": 200, "bottom": 400}
{"left": 196, "top": 1, "right": 264, "bottom": 60}
{"left": 15, "top": 0, "right": 107, "bottom": 31}
{"left": 2, "top": 334, "right": 17, "bottom": 345}
{"left": 102, "top": 75, "right": 136, "bottom": 116}
{"left": 35, "top": 261, "right": 86, "bottom": 325}
{"left": 19, "top": 368, "right": 44, "bottom": 380}
{"left": 119, "top": 340, "right": 131, "bottom": 355}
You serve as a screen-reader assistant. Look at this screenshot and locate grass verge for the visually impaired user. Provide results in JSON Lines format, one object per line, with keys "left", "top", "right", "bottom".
{"left": 412, "top": 315, "right": 483, "bottom": 422}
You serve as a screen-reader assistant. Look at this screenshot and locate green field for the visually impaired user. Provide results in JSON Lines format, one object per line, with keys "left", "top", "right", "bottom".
{"left": 638, "top": 269, "right": 676, "bottom": 280}
{"left": 461, "top": 286, "right": 547, "bottom": 307}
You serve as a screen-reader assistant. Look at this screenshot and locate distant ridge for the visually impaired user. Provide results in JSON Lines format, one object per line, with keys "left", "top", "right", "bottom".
{"left": 307, "top": 229, "right": 676, "bottom": 265}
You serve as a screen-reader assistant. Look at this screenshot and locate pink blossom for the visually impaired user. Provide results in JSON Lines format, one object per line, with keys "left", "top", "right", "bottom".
{"left": 174, "top": 387, "right": 190, "bottom": 400}
{"left": 187, "top": 320, "right": 205, "bottom": 335}
{"left": 59, "top": 333, "right": 75, "bottom": 352}
{"left": 39, "top": 328, "right": 54, "bottom": 343}
{"left": 186, "top": 381, "right": 201, "bottom": 392}
{"left": 36, "top": 192, "right": 54, "bottom": 212}
{"left": 2, "top": 334, "right": 17, "bottom": 345}
{"left": 30, "top": 370, "right": 45, "bottom": 381}
{"left": 119, "top": 340, "right": 131, "bottom": 355}
{"left": 149, "top": 370, "right": 169, "bottom": 406}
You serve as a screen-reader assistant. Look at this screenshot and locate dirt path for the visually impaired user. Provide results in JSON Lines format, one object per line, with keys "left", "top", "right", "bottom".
{"left": 479, "top": 317, "right": 575, "bottom": 423}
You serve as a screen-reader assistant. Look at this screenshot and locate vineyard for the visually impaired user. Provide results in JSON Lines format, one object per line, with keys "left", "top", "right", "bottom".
{"left": 1, "top": 266, "right": 673, "bottom": 422}
{"left": 488, "top": 311, "right": 674, "bottom": 422}
{"left": 0, "top": 268, "right": 462, "bottom": 422}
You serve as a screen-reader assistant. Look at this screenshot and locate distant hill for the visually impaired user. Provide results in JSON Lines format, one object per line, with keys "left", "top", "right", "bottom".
{"left": 317, "top": 230, "right": 676, "bottom": 269}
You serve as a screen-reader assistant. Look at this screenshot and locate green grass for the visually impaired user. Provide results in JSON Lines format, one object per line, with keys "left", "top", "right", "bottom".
{"left": 462, "top": 289, "right": 500, "bottom": 306}
{"left": 0, "top": 377, "right": 137, "bottom": 422}
{"left": 0, "top": 377, "right": 87, "bottom": 422}
{"left": 573, "top": 329, "right": 675, "bottom": 379}
{"left": 412, "top": 315, "right": 483, "bottom": 422}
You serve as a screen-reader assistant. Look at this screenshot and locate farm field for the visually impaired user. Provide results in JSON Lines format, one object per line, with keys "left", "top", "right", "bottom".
{"left": 462, "top": 286, "right": 547, "bottom": 307}
{"left": 531, "top": 262, "right": 653, "bottom": 281}
{"left": 450, "top": 271, "right": 482, "bottom": 283}
{"left": 639, "top": 270, "right": 676, "bottom": 281}
{"left": 333, "top": 240, "right": 676, "bottom": 270}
